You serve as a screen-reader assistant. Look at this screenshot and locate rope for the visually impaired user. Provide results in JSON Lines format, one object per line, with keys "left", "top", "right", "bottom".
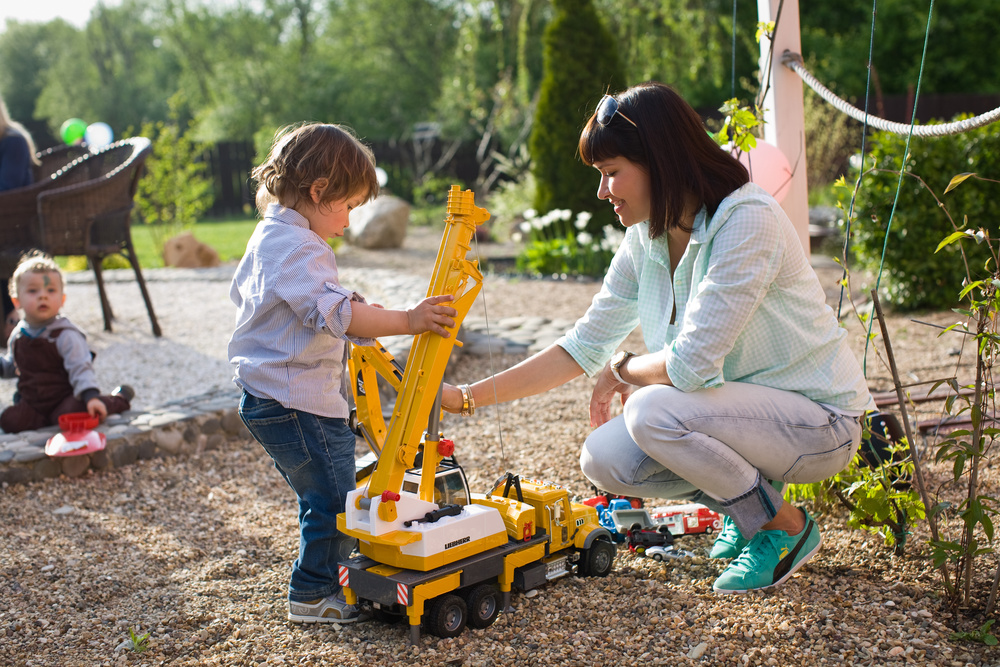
{"left": 782, "top": 50, "right": 1000, "bottom": 136}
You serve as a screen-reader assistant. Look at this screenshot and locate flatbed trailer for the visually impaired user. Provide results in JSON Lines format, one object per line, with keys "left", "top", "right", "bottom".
{"left": 339, "top": 528, "right": 571, "bottom": 643}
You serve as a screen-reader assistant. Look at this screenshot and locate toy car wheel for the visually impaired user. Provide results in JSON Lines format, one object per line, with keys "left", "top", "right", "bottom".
{"left": 579, "top": 538, "right": 616, "bottom": 577}
{"left": 425, "top": 594, "right": 467, "bottom": 638}
{"left": 464, "top": 584, "right": 501, "bottom": 629}
{"left": 656, "top": 524, "right": 672, "bottom": 535}
{"left": 651, "top": 552, "right": 664, "bottom": 562}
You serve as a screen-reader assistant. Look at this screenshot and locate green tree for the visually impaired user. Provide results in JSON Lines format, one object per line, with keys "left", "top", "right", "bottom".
{"left": 529, "top": 0, "right": 624, "bottom": 233}
{"left": 594, "top": 0, "right": 759, "bottom": 112}
{"left": 801, "top": 0, "right": 1000, "bottom": 101}
{"left": 135, "top": 97, "right": 215, "bottom": 256}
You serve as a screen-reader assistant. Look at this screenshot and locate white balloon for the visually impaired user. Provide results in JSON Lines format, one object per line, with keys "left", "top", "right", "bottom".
{"left": 84, "top": 122, "right": 115, "bottom": 150}
{"left": 730, "top": 140, "right": 793, "bottom": 203}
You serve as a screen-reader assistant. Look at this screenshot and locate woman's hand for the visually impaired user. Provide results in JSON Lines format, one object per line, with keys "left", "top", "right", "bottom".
{"left": 441, "top": 382, "right": 464, "bottom": 414}
{"left": 589, "top": 365, "right": 632, "bottom": 427}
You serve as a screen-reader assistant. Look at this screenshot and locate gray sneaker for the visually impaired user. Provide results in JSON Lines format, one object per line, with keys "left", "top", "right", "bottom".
{"left": 288, "top": 594, "right": 360, "bottom": 624}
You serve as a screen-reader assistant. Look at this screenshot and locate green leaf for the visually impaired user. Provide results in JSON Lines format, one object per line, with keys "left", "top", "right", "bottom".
{"left": 944, "top": 172, "right": 976, "bottom": 194}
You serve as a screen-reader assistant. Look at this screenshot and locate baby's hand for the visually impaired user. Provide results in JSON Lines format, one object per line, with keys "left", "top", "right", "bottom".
{"left": 87, "top": 397, "right": 108, "bottom": 422}
{"left": 406, "top": 295, "right": 457, "bottom": 337}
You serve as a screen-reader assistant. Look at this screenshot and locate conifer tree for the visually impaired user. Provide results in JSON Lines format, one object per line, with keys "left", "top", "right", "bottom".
{"left": 529, "top": 0, "right": 625, "bottom": 234}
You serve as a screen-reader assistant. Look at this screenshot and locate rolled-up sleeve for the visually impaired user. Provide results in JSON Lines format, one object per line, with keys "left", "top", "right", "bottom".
{"left": 557, "top": 239, "right": 640, "bottom": 377}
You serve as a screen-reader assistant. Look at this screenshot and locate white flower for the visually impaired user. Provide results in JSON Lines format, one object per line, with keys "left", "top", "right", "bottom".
{"left": 523, "top": 208, "right": 537, "bottom": 220}
{"left": 574, "top": 211, "right": 592, "bottom": 229}
{"left": 556, "top": 209, "right": 572, "bottom": 221}
{"left": 519, "top": 222, "right": 532, "bottom": 234}
{"left": 577, "top": 231, "right": 593, "bottom": 245}
{"left": 511, "top": 231, "right": 523, "bottom": 243}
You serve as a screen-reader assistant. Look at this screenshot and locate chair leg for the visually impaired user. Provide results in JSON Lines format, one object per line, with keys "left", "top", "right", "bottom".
{"left": 122, "top": 241, "right": 162, "bottom": 337}
{"left": 89, "top": 256, "right": 115, "bottom": 332}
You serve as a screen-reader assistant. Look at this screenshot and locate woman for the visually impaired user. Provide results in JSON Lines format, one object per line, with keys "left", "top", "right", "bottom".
{"left": 0, "top": 95, "right": 40, "bottom": 342}
{"left": 443, "top": 82, "right": 874, "bottom": 594}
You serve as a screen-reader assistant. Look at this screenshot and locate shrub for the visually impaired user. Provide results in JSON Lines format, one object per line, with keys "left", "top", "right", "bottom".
{"left": 529, "top": 0, "right": 624, "bottom": 238}
{"left": 843, "top": 117, "right": 1000, "bottom": 310}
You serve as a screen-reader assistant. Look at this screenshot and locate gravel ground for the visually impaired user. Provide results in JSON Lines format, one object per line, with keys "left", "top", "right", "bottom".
{"left": 1, "top": 227, "right": 997, "bottom": 666}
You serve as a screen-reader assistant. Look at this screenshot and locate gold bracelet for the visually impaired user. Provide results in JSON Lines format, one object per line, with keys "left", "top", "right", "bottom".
{"left": 459, "top": 384, "right": 475, "bottom": 417}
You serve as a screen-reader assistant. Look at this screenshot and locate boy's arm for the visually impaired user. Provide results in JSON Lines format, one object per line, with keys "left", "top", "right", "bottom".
{"left": 346, "top": 295, "right": 456, "bottom": 339}
{"left": 53, "top": 329, "right": 101, "bottom": 404}
{"left": 0, "top": 349, "right": 15, "bottom": 379}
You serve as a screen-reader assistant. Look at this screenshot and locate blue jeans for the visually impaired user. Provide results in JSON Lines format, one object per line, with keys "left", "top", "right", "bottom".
{"left": 580, "top": 382, "right": 862, "bottom": 538}
{"left": 239, "top": 391, "right": 357, "bottom": 602}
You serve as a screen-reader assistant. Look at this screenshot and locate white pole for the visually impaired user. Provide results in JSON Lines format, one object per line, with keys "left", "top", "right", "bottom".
{"left": 757, "top": 0, "right": 810, "bottom": 255}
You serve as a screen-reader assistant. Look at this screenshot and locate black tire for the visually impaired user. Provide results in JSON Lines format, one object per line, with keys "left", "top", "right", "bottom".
{"left": 704, "top": 526, "right": 714, "bottom": 535}
{"left": 578, "top": 538, "right": 615, "bottom": 577}
{"left": 425, "top": 594, "right": 467, "bottom": 638}
{"left": 464, "top": 584, "right": 501, "bottom": 629}
{"left": 651, "top": 552, "right": 664, "bottom": 562}
{"left": 657, "top": 524, "right": 672, "bottom": 535}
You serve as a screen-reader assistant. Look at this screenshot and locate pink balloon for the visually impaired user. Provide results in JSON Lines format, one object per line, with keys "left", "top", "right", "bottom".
{"left": 731, "top": 140, "right": 793, "bottom": 203}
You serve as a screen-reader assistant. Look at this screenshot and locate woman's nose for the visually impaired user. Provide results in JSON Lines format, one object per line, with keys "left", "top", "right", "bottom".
{"left": 597, "top": 177, "right": 610, "bottom": 200}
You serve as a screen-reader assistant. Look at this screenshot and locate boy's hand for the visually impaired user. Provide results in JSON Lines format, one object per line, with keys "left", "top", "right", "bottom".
{"left": 406, "top": 295, "right": 457, "bottom": 337}
{"left": 87, "top": 397, "right": 108, "bottom": 422}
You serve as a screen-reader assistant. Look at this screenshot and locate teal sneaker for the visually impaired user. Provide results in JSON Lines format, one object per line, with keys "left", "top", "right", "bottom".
{"left": 712, "top": 509, "right": 822, "bottom": 594}
{"left": 709, "top": 515, "right": 749, "bottom": 559}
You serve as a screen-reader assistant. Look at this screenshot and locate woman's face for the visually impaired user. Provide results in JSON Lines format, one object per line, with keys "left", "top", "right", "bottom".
{"left": 593, "top": 156, "right": 650, "bottom": 228}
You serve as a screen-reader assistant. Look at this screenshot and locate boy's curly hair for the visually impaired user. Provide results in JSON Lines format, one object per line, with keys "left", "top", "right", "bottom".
{"left": 252, "top": 123, "right": 380, "bottom": 214}
{"left": 9, "top": 250, "right": 63, "bottom": 300}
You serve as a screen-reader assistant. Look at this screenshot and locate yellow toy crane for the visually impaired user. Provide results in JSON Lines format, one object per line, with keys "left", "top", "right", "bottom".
{"left": 337, "top": 186, "right": 615, "bottom": 643}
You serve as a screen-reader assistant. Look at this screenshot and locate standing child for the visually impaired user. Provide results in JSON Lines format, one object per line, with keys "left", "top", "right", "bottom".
{"left": 1, "top": 251, "right": 133, "bottom": 433}
{"left": 228, "top": 123, "right": 456, "bottom": 624}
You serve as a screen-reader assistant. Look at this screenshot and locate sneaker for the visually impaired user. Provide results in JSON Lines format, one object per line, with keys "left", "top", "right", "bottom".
{"left": 111, "top": 385, "right": 135, "bottom": 404}
{"left": 709, "top": 515, "right": 748, "bottom": 559}
{"left": 288, "top": 594, "right": 359, "bottom": 624}
{"left": 712, "top": 509, "right": 822, "bottom": 594}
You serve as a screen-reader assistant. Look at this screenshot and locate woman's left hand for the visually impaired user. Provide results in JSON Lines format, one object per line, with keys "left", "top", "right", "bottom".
{"left": 589, "top": 366, "right": 632, "bottom": 427}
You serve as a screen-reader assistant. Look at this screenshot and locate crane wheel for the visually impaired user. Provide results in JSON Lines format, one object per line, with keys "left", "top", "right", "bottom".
{"left": 464, "top": 584, "right": 501, "bottom": 629}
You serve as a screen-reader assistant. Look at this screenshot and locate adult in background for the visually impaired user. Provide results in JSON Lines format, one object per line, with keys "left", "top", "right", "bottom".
{"left": 443, "top": 81, "right": 875, "bottom": 594}
{"left": 0, "top": 95, "right": 41, "bottom": 343}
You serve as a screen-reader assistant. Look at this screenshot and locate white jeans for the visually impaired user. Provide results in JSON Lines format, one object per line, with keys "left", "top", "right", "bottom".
{"left": 579, "top": 382, "right": 862, "bottom": 537}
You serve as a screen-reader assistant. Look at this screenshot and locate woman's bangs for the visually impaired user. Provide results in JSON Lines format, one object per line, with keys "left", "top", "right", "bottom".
{"left": 578, "top": 121, "right": 621, "bottom": 166}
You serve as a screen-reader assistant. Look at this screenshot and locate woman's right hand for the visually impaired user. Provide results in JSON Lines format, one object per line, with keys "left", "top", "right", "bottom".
{"left": 440, "top": 382, "right": 464, "bottom": 414}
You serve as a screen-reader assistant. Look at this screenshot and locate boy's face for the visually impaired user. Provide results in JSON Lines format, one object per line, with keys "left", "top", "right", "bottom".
{"left": 304, "top": 183, "right": 367, "bottom": 241}
{"left": 12, "top": 270, "right": 65, "bottom": 326}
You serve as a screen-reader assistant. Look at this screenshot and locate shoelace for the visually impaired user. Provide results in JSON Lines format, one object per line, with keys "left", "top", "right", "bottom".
{"left": 727, "top": 531, "right": 784, "bottom": 574}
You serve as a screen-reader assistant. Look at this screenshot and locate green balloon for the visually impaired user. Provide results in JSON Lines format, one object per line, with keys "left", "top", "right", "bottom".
{"left": 60, "top": 118, "right": 87, "bottom": 145}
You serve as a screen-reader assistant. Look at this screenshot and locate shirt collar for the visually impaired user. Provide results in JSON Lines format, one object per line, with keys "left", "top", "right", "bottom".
{"left": 266, "top": 203, "right": 310, "bottom": 229}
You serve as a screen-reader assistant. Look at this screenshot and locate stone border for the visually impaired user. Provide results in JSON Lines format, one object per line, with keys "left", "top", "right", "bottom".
{"left": 0, "top": 386, "right": 249, "bottom": 486}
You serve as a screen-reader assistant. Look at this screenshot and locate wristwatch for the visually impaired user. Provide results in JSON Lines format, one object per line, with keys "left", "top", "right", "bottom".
{"left": 609, "top": 350, "right": 635, "bottom": 384}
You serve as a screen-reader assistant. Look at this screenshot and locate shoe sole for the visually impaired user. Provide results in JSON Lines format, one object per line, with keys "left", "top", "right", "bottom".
{"left": 288, "top": 613, "right": 359, "bottom": 624}
{"left": 712, "top": 531, "right": 824, "bottom": 595}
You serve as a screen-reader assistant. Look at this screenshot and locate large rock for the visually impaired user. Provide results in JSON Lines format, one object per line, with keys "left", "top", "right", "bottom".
{"left": 162, "top": 231, "right": 222, "bottom": 268}
{"left": 344, "top": 195, "right": 410, "bottom": 249}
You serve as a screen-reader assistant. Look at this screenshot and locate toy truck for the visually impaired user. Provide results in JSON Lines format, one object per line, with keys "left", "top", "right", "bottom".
{"left": 337, "top": 187, "right": 616, "bottom": 643}
{"left": 649, "top": 503, "right": 722, "bottom": 536}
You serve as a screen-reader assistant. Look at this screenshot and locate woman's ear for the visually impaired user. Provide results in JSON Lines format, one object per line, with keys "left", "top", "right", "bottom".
{"left": 309, "top": 179, "right": 329, "bottom": 204}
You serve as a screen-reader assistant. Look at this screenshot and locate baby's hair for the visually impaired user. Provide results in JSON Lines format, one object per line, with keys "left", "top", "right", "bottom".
{"left": 252, "top": 122, "right": 380, "bottom": 213}
{"left": 9, "top": 250, "right": 63, "bottom": 300}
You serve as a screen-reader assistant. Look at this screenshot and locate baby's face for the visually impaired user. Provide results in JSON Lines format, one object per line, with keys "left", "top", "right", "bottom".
{"left": 14, "top": 271, "right": 65, "bottom": 326}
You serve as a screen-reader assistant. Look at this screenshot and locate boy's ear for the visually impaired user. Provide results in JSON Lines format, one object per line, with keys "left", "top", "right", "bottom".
{"left": 10, "top": 296, "right": 20, "bottom": 309}
{"left": 309, "top": 179, "right": 329, "bottom": 204}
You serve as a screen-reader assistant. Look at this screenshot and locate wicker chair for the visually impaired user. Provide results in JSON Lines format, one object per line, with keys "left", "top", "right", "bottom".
{"left": 35, "top": 137, "right": 161, "bottom": 336}
{"left": 33, "top": 144, "right": 91, "bottom": 181}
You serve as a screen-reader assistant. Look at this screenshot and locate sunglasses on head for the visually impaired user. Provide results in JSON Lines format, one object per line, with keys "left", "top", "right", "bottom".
{"left": 596, "top": 94, "right": 637, "bottom": 128}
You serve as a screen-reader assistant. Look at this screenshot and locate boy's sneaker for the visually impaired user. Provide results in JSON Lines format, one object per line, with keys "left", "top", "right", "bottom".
{"left": 712, "top": 509, "right": 822, "bottom": 594}
{"left": 709, "top": 515, "right": 748, "bottom": 559}
{"left": 288, "top": 594, "right": 359, "bottom": 624}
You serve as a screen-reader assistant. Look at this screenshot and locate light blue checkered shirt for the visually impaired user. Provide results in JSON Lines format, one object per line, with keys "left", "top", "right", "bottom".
{"left": 557, "top": 184, "right": 875, "bottom": 413}
{"left": 228, "top": 204, "right": 374, "bottom": 418}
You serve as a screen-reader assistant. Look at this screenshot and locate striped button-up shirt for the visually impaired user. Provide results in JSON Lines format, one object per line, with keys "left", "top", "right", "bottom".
{"left": 557, "top": 183, "right": 874, "bottom": 413}
{"left": 228, "top": 204, "right": 374, "bottom": 418}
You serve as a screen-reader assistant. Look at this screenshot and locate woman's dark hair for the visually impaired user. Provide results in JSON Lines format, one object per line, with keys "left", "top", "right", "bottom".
{"left": 578, "top": 82, "right": 749, "bottom": 239}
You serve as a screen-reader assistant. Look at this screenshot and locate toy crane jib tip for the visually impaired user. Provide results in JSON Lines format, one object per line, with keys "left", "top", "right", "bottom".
{"left": 337, "top": 186, "right": 616, "bottom": 643}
